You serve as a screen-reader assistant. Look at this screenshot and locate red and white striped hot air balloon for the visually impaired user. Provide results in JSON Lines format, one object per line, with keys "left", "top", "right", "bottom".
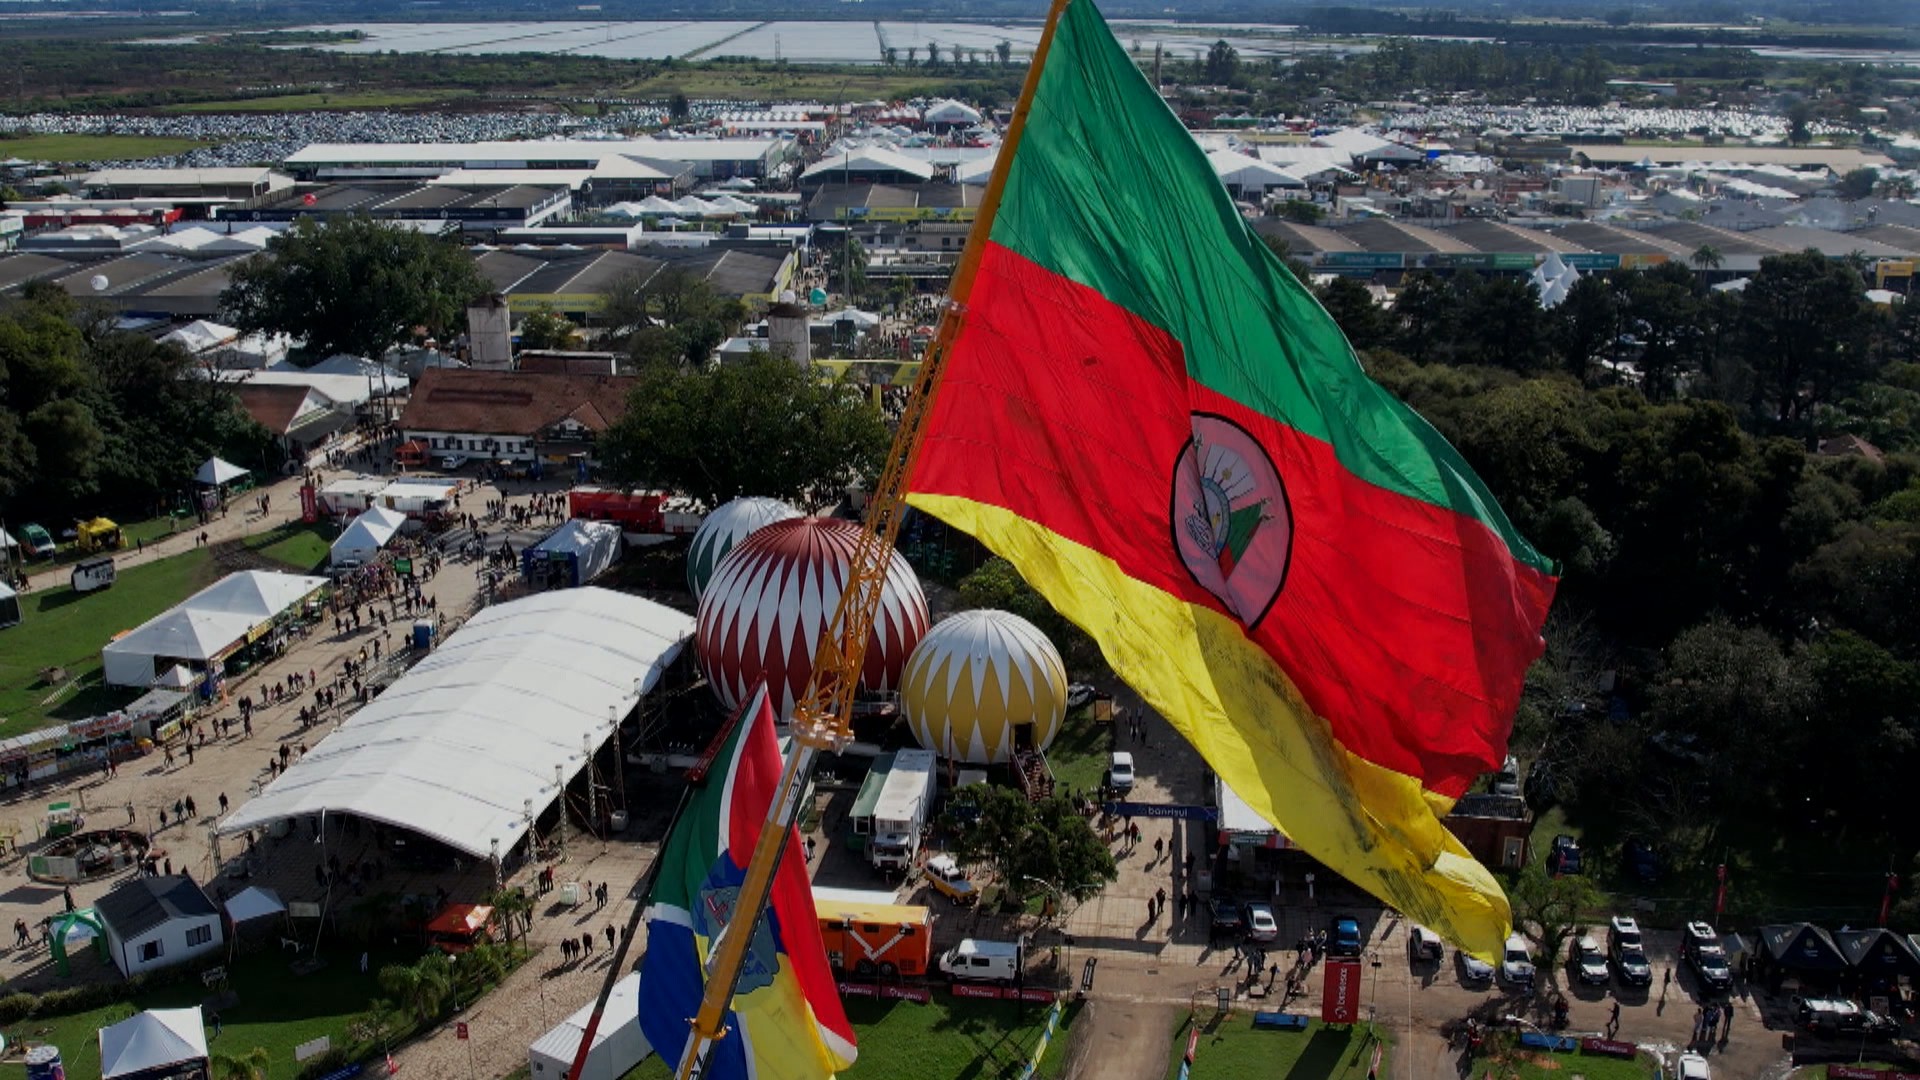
{"left": 695, "top": 517, "right": 929, "bottom": 720}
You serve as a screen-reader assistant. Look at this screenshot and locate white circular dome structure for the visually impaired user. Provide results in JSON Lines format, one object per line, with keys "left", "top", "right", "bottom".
{"left": 902, "top": 609, "right": 1068, "bottom": 765}
{"left": 686, "top": 496, "right": 800, "bottom": 601}
{"left": 695, "top": 517, "right": 929, "bottom": 720}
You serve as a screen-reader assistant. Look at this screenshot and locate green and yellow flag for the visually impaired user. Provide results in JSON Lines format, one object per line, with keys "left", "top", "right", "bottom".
{"left": 906, "top": 0, "right": 1557, "bottom": 955}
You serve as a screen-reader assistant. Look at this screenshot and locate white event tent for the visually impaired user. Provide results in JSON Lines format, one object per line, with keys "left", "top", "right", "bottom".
{"left": 102, "top": 571, "right": 326, "bottom": 687}
{"left": 218, "top": 589, "right": 695, "bottom": 858}
{"left": 194, "top": 456, "right": 249, "bottom": 486}
{"left": 330, "top": 505, "right": 408, "bottom": 566}
{"left": 527, "top": 972, "right": 649, "bottom": 1080}
{"left": 99, "top": 1007, "right": 210, "bottom": 1080}
{"left": 223, "top": 886, "right": 286, "bottom": 925}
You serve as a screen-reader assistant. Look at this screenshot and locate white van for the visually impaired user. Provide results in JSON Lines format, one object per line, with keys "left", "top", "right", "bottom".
{"left": 938, "top": 938, "right": 1022, "bottom": 984}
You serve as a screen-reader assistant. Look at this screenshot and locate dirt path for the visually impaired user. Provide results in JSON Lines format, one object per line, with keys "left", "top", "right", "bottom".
{"left": 1063, "top": 998, "right": 1176, "bottom": 1080}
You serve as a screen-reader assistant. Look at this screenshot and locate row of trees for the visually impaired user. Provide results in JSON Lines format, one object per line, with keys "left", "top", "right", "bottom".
{"left": 0, "top": 285, "right": 278, "bottom": 527}
{"left": 1296, "top": 259, "right": 1920, "bottom": 913}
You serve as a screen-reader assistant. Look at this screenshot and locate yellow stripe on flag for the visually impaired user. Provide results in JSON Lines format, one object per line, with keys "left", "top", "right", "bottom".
{"left": 909, "top": 492, "right": 1514, "bottom": 958}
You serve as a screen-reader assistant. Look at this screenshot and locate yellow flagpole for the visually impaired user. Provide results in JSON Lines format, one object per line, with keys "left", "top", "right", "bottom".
{"left": 671, "top": 1, "right": 1079, "bottom": 1077}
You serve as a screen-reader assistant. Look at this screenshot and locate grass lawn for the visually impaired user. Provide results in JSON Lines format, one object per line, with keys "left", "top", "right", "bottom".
{"left": 1475, "top": 1046, "right": 1659, "bottom": 1079}
{"left": 630, "top": 996, "right": 1082, "bottom": 1080}
{"left": 1047, "top": 706, "right": 1112, "bottom": 797}
{"left": 0, "top": 134, "right": 211, "bottom": 162}
{"left": 242, "top": 522, "right": 335, "bottom": 573}
{"left": 1166, "top": 1015, "right": 1391, "bottom": 1080}
{"left": 163, "top": 89, "right": 471, "bottom": 112}
{"left": 0, "top": 548, "right": 219, "bottom": 734}
{"left": 15, "top": 943, "right": 421, "bottom": 1080}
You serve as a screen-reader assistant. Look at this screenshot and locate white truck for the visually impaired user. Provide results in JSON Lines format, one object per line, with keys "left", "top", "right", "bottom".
{"left": 869, "top": 749, "right": 935, "bottom": 874}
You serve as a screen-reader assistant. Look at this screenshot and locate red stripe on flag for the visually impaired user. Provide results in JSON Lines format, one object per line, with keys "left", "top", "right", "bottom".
{"left": 910, "top": 242, "right": 1553, "bottom": 796}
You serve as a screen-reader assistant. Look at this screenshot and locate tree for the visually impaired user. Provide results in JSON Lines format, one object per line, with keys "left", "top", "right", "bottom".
{"left": 516, "top": 304, "right": 578, "bottom": 351}
{"left": 1649, "top": 618, "right": 1815, "bottom": 817}
{"left": 1314, "top": 275, "right": 1389, "bottom": 352}
{"left": 598, "top": 351, "right": 890, "bottom": 509}
{"left": 380, "top": 954, "right": 455, "bottom": 1023}
{"left": 668, "top": 92, "right": 690, "bottom": 121}
{"left": 1462, "top": 275, "right": 1548, "bottom": 373}
{"left": 1739, "top": 250, "right": 1874, "bottom": 426}
{"left": 1552, "top": 275, "right": 1621, "bottom": 383}
{"left": 221, "top": 215, "right": 487, "bottom": 360}
{"left": 1204, "top": 39, "right": 1240, "bottom": 85}
{"left": 925, "top": 41, "right": 940, "bottom": 66}
{"left": 1508, "top": 861, "right": 1602, "bottom": 976}
{"left": 1276, "top": 198, "right": 1325, "bottom": 225}
{"left": 883, "top": 47, "right": 898, "bottom": 67}
{"left": 936, "top": 786, "right": 1116, "bottom": 907}
{"left": 208, "top": 1048, "right": 272, "bottom": 1080}
{"left": 1838, "top": 167, "right": 1881, "bottom": 200}
{"left": 1690, "top": 244, "right": 1723, "bottom": 271}
{"left": 1787, "top": 99, "right": 1814, "bottom": 145}
{"left": 1393, "top": 271, "right": 1461, "bottom": 364}
{"left": 485, "top": 887, "right": 535, "bottom": 948}
{"left": 996, "top": 39, "right": 1013, "bottom": 66}
{"left": 825, "top": 235, "right": 869, "bottom": 303}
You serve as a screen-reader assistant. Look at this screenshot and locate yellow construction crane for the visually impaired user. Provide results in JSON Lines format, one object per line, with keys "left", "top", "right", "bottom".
{"left": 667, "top": 2, "right": 1073, "bottom": 1076}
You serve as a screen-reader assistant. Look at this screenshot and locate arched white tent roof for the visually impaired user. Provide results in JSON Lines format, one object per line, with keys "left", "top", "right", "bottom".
{"left": 218, "top": 588, "right": 695, "bottom": 858}
{"left": 330, "top": 506, "right": 408, "bottom": 566}
{"left": 923, "top": 99, "right": 984, "bottom": 125}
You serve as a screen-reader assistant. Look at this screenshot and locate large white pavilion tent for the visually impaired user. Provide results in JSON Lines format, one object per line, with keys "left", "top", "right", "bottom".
{"left": 219, "top": 589, "right": 694, "bottom": 859}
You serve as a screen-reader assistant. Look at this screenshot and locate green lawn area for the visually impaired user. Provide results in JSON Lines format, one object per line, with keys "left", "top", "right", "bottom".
{"left": 0, "top": 134, "right": 211, "bottom": 162}
{"left": 13, "top": 943, "right": 421, "bottom": 1080}
{"left": 1166, "top": 1016, "right": 1391, "bottom": 1080}
{"left": 163, "top": 89, "right": 471, "bottom": 112}
{"left": 1477, "top": 1046, "right": 1659, "bottom": 1079}
{"left": 1047, "top": 705, "right": 1112, "bottom": 797}
{"left": 631, "top": 996, "right": 1081, "bottom": 1080}
{"left": 243, "top": 522, "right": 335, "bottom": 573}
{"left": 0, "top": 548, "right": 219, "bottom": 734}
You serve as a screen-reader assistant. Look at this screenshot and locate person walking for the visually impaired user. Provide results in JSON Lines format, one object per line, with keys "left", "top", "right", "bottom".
{"left": 581, "top": 932, "right": 594, "bottom": 956}
{"left": 1607, "top": 999, "right": 1621, "bottom": 1038}
{"left": 605, "top": 924, "right": 616, "bottom": 951}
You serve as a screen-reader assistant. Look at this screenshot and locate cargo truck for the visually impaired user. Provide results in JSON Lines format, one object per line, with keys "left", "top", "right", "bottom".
{"left": 815, "top": 900, "right": 933, "bottom": 978}
{"left": 869, "top": 749, "right": 935, "bottom": 873}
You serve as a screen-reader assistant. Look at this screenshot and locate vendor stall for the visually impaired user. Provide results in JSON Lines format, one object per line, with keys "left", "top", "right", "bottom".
{"left": 0, "top": 580, "right": 19, "bottom": 629}
{"left": 522, "top": 520, "right": 622, "bottom": 589}
{"left": 98, "top": 1007, "right": 210, "bottom": 1080}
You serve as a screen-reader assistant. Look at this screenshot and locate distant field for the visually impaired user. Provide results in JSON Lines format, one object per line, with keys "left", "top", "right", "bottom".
{"left": 619, "top": 67, "right": 957, "bottom": 101}
{"left": 163, "top": 88, "right": 473, "bottom": 112}
{"left": 0, "top": 133, "right": 210, "bottom": 162}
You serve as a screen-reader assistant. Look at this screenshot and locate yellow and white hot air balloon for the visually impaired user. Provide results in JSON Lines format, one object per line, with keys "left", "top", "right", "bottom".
{"left": 902, "top": 610, "right": 1068, "bottom": 765}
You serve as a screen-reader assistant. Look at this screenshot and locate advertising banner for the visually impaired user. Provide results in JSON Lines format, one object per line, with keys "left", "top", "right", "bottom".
{"left": 1321, "top": 959, "right": 1362, "bottom": 1024}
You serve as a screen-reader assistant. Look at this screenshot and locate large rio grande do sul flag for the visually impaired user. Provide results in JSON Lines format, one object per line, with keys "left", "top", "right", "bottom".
{"left": 905, "top": 0, "right": 1557, "bottom": 955}
{"left": 638, "top": 685, "right": 856, "bottom": 1080}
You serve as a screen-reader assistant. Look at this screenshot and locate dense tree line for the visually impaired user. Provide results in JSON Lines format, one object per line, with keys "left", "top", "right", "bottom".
{"left": 1309, "top": 255, "right": 1920, "bottom": 917}
{"left": 0, "top": 284, "right": 278, "bottom": 529}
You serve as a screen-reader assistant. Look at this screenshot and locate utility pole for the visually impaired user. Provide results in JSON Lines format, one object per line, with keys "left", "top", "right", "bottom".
{"left": 554, "top": 764, "right": 567, "bottom": 859}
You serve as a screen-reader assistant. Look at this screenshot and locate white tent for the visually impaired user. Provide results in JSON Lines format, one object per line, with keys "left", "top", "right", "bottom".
{"left": 528, "top": 972, "right": 648, "bottom": 1080}
{"left": 223, "top": 886, "right": 286, "bottom": 924}
{"left": 330, "top": 506, "right": 409, "bottom": 566}
{"left": 99, "top": 1007, "right": 209, "bottom": 1080}
{"left": 154, "top": 664, "right": 195, "bottom": 690}
{"left": 523, "top": 519, "right": 622, "bottom": 588}
{"left": 0, "top": 581, "right": 19, "bottom": 630}
{"left": 219, "top": 589, "right": 695, "bottom": 858}
{"left": 923, "top": 99, "right": 984, "bottom": 126}
{"left": 102, "top": 571, "right": 325, "bottom": 686}
{"left": 194, "top": 456, "right": 249, "bottom": 486}
{"left": 1206, "top": 150, "right": 1306, "bottom": 195}
{"left": 158, "top": 320, "right": 240, "bottom": 355}
{"left": 633, "top": 195, "right": 683, "bottom": 215}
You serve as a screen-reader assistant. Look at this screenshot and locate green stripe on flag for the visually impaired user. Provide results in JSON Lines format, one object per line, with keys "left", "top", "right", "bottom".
{"left": 985, "top": 0, "right": 1551, "bottom": 576}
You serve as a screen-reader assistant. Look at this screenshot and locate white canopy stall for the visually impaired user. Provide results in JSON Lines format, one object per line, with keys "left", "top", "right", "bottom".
{"left": 99, "top": 1007, "right": 210, "bottom": 1080}
{"left": 527, "top": 972, "right": 649, "bottom": 1080}
{"left": 219, "top": 588, "right": 694, "bottom": 859}
{"left": 330, "top": 505, "right": 408, "bottom": 566}
{"left": 193, "top": 456, "right": 250, "bottom": 487}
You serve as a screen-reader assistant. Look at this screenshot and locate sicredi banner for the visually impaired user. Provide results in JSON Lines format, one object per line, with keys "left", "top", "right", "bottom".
{"left": 1322, "top": 959, "right": 1362, "bottom": 1024}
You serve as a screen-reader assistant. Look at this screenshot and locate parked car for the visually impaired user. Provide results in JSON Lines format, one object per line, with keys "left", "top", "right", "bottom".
{"left": 1547, "top": 834, "right": 1583, "bottom": 875}
{"left": 1244, "top": 902, "right": 1279, "bottom": 944}
{"left": 1794, "top": 997, "right": 1899, "bottom": 1039}
{"left": 1570, "top": 934, "right": 1611, "bottom": 986}
{"left": 1676, "top": 1052, "right": 1711, "bottom": 1080}
{"left": 1105, "top": 751, "right": 1134, "bottom": 794}
{"left": 439, "top": 455, "right": 465, "bottom": 471}
{"left": 1623, "top": 838, "right": 1661, "bottom": 884}
{"left": 1458, "top": 950, "right": 1495, "bottom": 985}
{"left": 1608, "top": 915, "right": 1652, "bottom": 987}
{"left": 1682, "top": 921, "right": 1732, "bottom": 991}
{"left": 1065, "top": 683, "right": 1096, "bottom": 710}
{"left": 1409, "top": 925, "right": 1444, "bottom": 963}
{"left": 1330, "top": 918, "right": 1362, "bottom": 957}
{"left": 1209, "top": 898, "right": 1245, "bottom": 940}
{"left": 1500, "top": 934, "right": 1536, "bottom": 988}
{"left": 924, "top": 854, "right": 977, "bottom": 906}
